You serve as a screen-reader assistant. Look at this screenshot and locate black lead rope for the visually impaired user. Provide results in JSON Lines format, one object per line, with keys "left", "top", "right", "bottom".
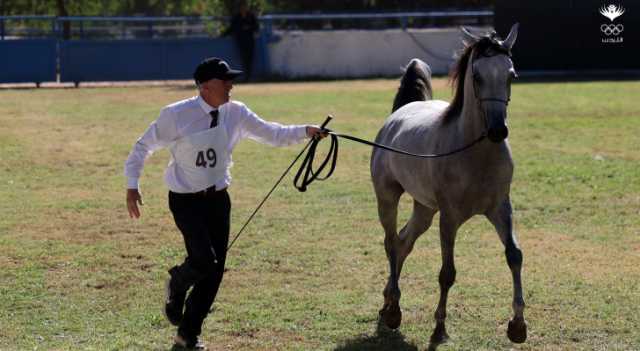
{"left": 331, "top": 131, "right": 486, "bottom": 159}
{"left": 226, "top": 117, "right": 333, "bottom": 252}
{"left": 226, "top": 138, "right": 313, "bottom": 252}
{"left": 227, "top": 116, "right": 485, "bottom": 252}
{"left": 293, "top": 122, "right": 487, "bottom": 192}
{"left": 292, "top": 129, "right": 338, "bottom": 192}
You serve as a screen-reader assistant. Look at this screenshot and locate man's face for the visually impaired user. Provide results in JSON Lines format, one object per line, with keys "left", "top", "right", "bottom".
{"left": 201, "top": 78, "right": 233, "bottom": 106}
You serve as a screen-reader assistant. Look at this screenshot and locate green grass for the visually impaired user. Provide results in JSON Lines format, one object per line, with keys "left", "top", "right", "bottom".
{"left": 1, "top": 79, "right": 639, "bottom": 350}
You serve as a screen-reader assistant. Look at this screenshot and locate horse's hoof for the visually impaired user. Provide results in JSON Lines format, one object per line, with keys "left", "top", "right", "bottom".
{"left": 380, "top": 302, "right": 402, "bottom": 329}
{"left": 429, "top": 323, "right": 449, "bottom": 345}
{"left": 507, "top": 318, "right": 527, "bottom": 343}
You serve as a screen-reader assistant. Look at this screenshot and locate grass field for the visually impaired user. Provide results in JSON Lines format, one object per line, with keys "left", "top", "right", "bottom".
{"left": 1, "top": 78, "right": 639, "bottom": 351}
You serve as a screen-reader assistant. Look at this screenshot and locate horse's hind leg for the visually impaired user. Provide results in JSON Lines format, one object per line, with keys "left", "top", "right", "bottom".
{"left": 396, "top": 200, "right": 437, "bottom": 284}
{"left": 381, "top": 200, "right": 437, "bottom": 330}
{"left": 486, "top": 198, "right": 527, "bottom": 343}
{"left": 374, "top": 180, "right": 404, "bottom": 329}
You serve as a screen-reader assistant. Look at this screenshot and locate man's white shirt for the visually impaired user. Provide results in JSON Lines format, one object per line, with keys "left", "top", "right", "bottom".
{"left": 124, "top": 95, "right": 307, "bottom": 193}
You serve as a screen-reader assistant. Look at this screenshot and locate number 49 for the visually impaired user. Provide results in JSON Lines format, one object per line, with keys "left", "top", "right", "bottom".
{"left": 196, "top": 148, "right": 217, "bottom": 168}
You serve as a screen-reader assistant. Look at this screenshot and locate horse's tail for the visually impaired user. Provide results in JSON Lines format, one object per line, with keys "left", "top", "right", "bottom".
{"left": 391, "top": 58, "right": 433, "bottom": 113}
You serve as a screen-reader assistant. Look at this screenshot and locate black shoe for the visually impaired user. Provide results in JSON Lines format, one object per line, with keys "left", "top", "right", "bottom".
{"left": 163, "top": 274, "right": 186, "bottom": 326}
{"left": 173, "top": 334, "right": 207, "bottom": 350}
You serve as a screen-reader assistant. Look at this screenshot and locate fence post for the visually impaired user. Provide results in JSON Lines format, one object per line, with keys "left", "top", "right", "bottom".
{"left": 263, "top": 17, "right": 273, "bottom": 41}
{"left": 52, "top": 18, "right": 58, "bottom": 39}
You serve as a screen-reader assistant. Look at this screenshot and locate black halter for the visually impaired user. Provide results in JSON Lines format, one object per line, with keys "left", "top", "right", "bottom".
{"left": 471, "top": 45, "right": 514, "bottom": 107}
{"left": 467, "top": 40, "right": 514, "bottom": 138}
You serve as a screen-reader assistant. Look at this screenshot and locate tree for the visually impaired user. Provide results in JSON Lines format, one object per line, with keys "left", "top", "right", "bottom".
{"left": 1, "top": 0, "right": 493, "bottom": 17}
{"left": 56, "top": 0, "right": 70, "bottom": 39}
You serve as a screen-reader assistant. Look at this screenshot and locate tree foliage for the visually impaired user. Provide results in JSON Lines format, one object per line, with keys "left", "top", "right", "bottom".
{"left": 1, "top": 0, "right": 490, "bottom": 16}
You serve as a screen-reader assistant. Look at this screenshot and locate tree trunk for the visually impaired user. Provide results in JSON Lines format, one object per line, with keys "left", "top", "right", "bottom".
{"left": 56, "top": 0, "right": 71, "bottom": 40}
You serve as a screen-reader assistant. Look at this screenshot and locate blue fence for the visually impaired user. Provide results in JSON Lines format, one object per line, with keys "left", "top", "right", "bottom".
{"left": 0, "top": 11, "right": 492, "bottom": 84}
{"left": 58, "top": 37, "right": 268, "bottom": 83}
{"left": 61, "top": 38, "right": 233, "bottom": 82}
{"left": 0, "top": 39, "right": 57, "bottom": 83}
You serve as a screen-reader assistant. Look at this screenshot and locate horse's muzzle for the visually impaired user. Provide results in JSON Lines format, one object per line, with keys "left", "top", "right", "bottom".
{"left": 484, "top": 104, "right": 509, "bottom": 143}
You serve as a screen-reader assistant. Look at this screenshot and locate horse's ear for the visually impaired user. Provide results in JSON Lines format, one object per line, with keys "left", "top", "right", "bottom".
{"left": 502, "top": 23, "right": 519, "bottom": 51}
{"left": 461, "top": 26, "right": 481, "bottom": 46}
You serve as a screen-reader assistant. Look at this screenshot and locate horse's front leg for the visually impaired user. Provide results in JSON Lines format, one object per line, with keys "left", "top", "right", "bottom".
{"left": 486, "top": 198, "right": 527, "bottom": 343}
{"left": 430, "top": 213, "right": 460, "bottom": 345}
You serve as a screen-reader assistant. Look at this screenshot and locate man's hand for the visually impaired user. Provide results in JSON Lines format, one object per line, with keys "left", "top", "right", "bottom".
{"left": 126, "top": 188, "right": 144, "bottom": 219}
{"left": 306, "top": 126, "right": 329, "bottom": 140}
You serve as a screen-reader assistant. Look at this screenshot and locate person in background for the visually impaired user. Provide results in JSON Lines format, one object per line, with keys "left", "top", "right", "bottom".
{"left": 223, "top": 2, "right": 259, "bottom": 81}
{"left": 124, "top": 57, "right": 326, "bottom": 350}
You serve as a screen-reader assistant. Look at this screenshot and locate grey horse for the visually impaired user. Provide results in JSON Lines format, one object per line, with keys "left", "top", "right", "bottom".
{"left": 370, "top": 24, "right": 526, "bottom": 345}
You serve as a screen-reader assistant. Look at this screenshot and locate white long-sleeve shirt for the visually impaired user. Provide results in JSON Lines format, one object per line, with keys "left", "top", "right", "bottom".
{"left": 124, "top": 95, "right": 308, "bottom": 193}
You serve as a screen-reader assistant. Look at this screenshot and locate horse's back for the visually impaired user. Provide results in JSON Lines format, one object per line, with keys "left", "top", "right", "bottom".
{"left": 374, "top": 100, "right": 449, "bottom": 150}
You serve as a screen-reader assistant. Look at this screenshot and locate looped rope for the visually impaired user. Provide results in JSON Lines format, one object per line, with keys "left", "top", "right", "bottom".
{"left": 293, "top": 133, "right": 338, "bottom": 192}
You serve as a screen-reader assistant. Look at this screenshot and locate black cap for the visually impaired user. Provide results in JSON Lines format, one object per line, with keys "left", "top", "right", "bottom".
{"left": 193, "top": 57, "right": 243, "bottom": 84}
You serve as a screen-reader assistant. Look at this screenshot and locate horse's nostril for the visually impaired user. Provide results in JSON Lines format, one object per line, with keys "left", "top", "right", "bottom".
{"left": 500, "top": 127, "right": 509, "bottom": 139}
{"left": 488, "top": 127, "right": 509, "bottom": 142}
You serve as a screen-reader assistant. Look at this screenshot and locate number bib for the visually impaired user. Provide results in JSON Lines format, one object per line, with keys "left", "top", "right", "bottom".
{"left": 168, "top": 123, "right": 230, "bottom": 192}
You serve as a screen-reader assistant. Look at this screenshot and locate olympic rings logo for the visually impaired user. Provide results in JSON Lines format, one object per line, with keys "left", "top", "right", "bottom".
{"left": 600, "top": 24, "right": 624, "bottom": 36}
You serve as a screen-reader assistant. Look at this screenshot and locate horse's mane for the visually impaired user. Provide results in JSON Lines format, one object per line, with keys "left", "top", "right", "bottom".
{"left": 442, "top": 36, "right": 505, "bottom": 124}
{"left": 391, "top": 59, "right": 433, "bottom": 113}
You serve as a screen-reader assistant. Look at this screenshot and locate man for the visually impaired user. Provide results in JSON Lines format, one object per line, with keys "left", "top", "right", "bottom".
{"left": 223, "top": 2, "right": 259, "bottom": 81}
{"left": 124, "top": 57, "right": 325, "bottom": 350}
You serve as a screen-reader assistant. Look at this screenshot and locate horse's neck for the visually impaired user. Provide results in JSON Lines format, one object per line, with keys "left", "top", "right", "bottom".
{"left": 456, "top": 61, "right": 485, "bottom": 142}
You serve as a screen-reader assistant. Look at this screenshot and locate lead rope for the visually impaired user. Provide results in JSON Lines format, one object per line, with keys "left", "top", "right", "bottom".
{"left": 226, "top": 115, "right": 485, "bottom": 252}
{"left": 226, "top": 117, "right": 333, "bottom": 252}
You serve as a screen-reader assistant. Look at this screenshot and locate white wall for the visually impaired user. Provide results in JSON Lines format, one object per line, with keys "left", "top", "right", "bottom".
{"left": 266, "top": 28, "right": 488, "bottom": 78}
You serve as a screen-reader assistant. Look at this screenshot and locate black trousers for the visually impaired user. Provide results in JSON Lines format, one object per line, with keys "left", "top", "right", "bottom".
{"left": 168, "top": 188, "right": 231, "bottom": 339}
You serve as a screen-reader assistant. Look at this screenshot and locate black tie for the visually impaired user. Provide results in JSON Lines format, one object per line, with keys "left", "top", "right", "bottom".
{"left": 209, "top": 110, "right": 218, "bottom": 128}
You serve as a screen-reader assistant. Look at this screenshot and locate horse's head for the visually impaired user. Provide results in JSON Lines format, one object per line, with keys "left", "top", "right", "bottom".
{"left": 462, "top": 23, "right": 519, "bottom": 143}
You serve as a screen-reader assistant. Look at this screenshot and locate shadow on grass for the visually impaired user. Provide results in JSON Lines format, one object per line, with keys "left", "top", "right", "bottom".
{"left": 334, "top": 319, "right": 420, "bottom": 351}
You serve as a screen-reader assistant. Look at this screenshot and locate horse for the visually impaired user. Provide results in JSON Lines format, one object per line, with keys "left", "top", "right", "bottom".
{"left": 370, "top": 23, "right": 526, "bottom": 346}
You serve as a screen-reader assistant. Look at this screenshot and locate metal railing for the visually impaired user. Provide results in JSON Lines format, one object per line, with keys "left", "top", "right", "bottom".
{"left": 0, "top": 10, "right": 493, "bottom": 40}
{"left": 0, "top": 15, "right": 227, "bottom": 40}
{"left": 0, "top": 15, "right": 56, "bottom": 39}
{"left": 261, "top": 10, "right": 492, "bottom": 33}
